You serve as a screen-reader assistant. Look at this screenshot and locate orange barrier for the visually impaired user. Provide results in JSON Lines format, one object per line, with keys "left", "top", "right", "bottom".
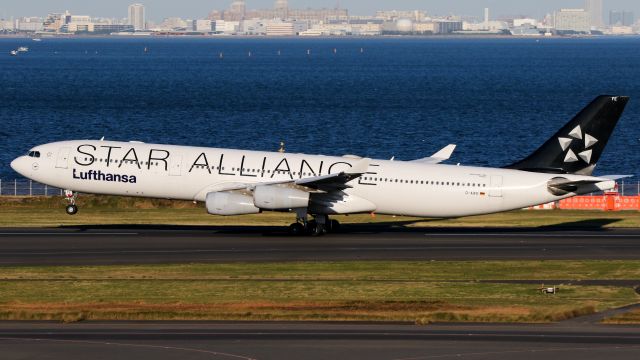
{"left": 558, "top": 193, "right": 640, "bottom": 211}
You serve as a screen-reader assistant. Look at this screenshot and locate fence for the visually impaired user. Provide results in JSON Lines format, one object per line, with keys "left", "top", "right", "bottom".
{"left": 0, "top": 179, "right": 64, "bottom": 197}
{"left": 1, "top": 178, "right": 640, "bottom": 197}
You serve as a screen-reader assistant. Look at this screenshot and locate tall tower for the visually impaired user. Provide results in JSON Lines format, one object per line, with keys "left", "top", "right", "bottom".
{"left": 484, "top": 8, "right": 489, "bottom": 30}
{"left": 128, "top": 3, "right": 145, "bottom": 30}
{"left": 585, "top": 0, "right": 603, "bottom": 28}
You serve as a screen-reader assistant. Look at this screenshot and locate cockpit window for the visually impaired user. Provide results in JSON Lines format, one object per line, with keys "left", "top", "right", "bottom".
{"left": 27, "top": 151, "right": 41, "bottom": 158}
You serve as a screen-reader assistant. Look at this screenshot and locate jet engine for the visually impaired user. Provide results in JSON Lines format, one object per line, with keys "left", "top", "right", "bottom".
{"left": 206, "top": 192, "right": 260, "bottom": 216}
{"left": 253, "top": 185, "right": 310, "bottom": 210}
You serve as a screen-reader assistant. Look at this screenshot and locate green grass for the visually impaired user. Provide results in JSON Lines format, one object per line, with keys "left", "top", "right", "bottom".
{"left": 0, "top": 261, "right": 638, "bottom": 323}
{"left": 1, "top": 195, "right": 639, "bottom": 228}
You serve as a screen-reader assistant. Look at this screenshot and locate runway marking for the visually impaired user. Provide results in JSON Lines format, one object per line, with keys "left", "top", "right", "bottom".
{"left": 424, "top": 233, "right": 640, "bottom": 238}
{"left": 0, "top": 233, "right": 138, "bottom": 236}
{"left": 393, "top": 344, "right": 640, "bottom": 359}
{"left": 0, "top": 337, "right": 256, "bottom": 360}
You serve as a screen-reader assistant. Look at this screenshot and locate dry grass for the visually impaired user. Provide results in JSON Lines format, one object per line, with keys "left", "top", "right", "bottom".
{"left": 602, "top": 308, "right": 640, "bottom": 324}
{"left": 0, "top": 301, "right": 601, "bottom": 323}
{"left": 3, "top": 260, "right": 640, "bottom": 281}
{"left": 0, "top": 261, "right": 637, "bottom": 323}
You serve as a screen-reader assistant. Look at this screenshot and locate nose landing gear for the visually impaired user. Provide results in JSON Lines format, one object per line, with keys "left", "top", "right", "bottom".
{"left": 64, "top": 190, "right": 78, "bottom": 215}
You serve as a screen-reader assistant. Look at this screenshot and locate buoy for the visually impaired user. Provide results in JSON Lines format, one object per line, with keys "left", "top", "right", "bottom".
{"left": 277, "top": 50, "right": 281, "bottom": 56}
{"left": 219, "top": 52, "right": 224, "bottom": 59}
{"left": 248, "top": 51, "right": 252, "bottom": 57}
{"left": 307, "top": 49, "right": 311, "bottom": 55}
{"left": 333, "top": 48, "right": 337, "bottom": 54}
{"left": 360, "top": 47, "right": 364, "bottom": 53}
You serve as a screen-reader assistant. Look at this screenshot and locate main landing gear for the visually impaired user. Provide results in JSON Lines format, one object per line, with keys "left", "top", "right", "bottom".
{"left": 288, "top": 211, "right": 340, "bottom": 236}
{"left": 64, "top": 190, "right": 78, "bottom": 215}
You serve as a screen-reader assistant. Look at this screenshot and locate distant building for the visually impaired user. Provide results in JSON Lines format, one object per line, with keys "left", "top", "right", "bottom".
{"left": 274, "top": 0, "right": 288, "bottom": 19}
{"left": 226, "top": 0, "right": 246, "bottom": 21}
{"left": 283, "top": 8, "right": 347, "bottom": 22}
{"left": 511, "top": 25, "right": 543, "bottom": 36}
{"left": 92, "top": 24, "right": 134, "bottom": 34}
{"left": 160, "top": 17, "right": 189, "bottom": 30}
{"left": 513, "top": 18, "right": 537, "bottom": 27}
{"left": 193, "top": 19, "right": 213, "bottom": 32}
{"left": 266, "top": 21, "right": 294, "bottom": 36}
{"left": 554, "top": 9, "right": 590, "bottom": 33}
{"left": 609, "top": 25, "right": 634, "bottom": 34}
{"left": 0, "top": 19, "right": 15, "bottom": 31}
{"left": 128, "top": 3, "right": 145, "bottom": 30}
{"left": 585, "top": 0, "right": 603, "bottom": 28}
{"left": 16, "top": 17, "right": 44, "bottom": 32}
{"left": 43, "top": 13, "right": 65, "bottom": 32}
{"left": 609, "top": 10, "right": 634, "bottom": 26}
{"left": 375, "top": 10, "right": 426, "bottom": 22}
{"left": 433, "top": 20, "right": 463, "bottom": 34}
{"left": 63, "top": 14, "right": 93, "bottom": 33}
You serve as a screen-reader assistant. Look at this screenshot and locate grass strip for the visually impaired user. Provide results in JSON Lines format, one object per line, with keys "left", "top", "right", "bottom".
{"left": 0, "top": 261, "right": 638, "bottom": 323}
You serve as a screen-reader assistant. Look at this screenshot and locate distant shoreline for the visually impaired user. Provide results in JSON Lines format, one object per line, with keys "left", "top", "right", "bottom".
{"left": 1, "top": 34, "right": 639, "bottom": 40}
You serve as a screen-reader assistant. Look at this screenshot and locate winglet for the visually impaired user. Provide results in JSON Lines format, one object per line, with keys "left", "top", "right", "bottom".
{"left": 346, "top": 158, "right": 370, "bottom": 174}
{"left": 411, "top": 144, "right": 456, "bottom": 164}
{"left": 430, "top": 144, "right": 456, "bottom": 161}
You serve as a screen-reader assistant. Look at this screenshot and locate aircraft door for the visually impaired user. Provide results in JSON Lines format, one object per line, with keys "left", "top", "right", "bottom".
{"left": 169, "top": 155, "right": 183, "bottom": 176}
{"left": 55, "top": 148, "right": 71, "bottom": 169}
{"left": 489, "top": 175, "right": 503, "bottom": 197}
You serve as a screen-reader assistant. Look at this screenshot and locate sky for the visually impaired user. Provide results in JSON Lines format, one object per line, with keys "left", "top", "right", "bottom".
{"left": 1, "top": 1, "right": 639, "bottom": 21}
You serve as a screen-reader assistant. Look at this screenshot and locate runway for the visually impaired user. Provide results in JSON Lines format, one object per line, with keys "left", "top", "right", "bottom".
{"left": 1, "top": 321, "right": 640, "bottom": 360}
{"left": 1, "top": 226, "right": 640, "bottom": 265}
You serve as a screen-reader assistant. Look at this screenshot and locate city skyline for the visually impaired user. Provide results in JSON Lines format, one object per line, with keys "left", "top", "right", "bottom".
{"left": 1, "top": 0, "right": 640, "bottom": 20}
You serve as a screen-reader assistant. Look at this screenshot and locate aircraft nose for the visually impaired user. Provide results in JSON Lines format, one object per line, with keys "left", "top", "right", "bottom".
{"left": 10, "top": 157, "right": 27, "bottom": 176}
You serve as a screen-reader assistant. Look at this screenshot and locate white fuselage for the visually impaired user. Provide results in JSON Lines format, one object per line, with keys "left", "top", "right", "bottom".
{"left": 10, "top": 140, "right": 615, "bottom": 218}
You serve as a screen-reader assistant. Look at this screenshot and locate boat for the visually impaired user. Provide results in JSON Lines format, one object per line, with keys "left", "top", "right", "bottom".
{"left": 17, "top": 47, "right": 29, "bottom": 52}
{"left": 32, "top": 38, "right": 42, "bottom": 42}
{"left": 10, "top": 50, "right": 18, "bottom": 56}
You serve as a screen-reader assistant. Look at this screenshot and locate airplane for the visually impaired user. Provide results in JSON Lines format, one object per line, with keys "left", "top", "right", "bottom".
{"left": 10, "top": 95, "right": 630, "bottom": 235}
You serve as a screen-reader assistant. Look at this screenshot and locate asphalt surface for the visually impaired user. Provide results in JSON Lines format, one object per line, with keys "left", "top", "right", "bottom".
{"left": 0, "top": 226, "right": 640, "bottom": 266}
{"left": 1, "top": 321, "right": 640, "bottom": 360}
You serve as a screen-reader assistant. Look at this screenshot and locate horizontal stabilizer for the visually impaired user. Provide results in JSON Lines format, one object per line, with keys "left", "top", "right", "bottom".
{"left": 600, "top": 175, "right": 634, "bottom": 181}
{"left": 547, "top": 177, "right": 616, "bottom": 195}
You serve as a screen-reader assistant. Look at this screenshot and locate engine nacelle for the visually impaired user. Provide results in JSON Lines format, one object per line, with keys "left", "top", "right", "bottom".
{"left": 206, "top": 192, "right": 260, "bottom": 216}
{"left": 253, "top": 185, "right": 310, "bottom": 210}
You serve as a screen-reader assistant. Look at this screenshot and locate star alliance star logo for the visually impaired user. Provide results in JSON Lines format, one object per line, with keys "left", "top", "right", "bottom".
{"left": 557, "top": 125, "right": 598, "bottom": 164}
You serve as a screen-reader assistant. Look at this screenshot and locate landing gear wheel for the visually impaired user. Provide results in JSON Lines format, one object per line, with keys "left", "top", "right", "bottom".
{"left": 309, "top": 221, "right": 326, "bottom": 236}
{"left": 327, "top": 219, "right": 341, "bottom": 233}
{"left": 65, "top": 204, "right": 78, "bottom": 216}
{"left": 288, "top": 222, "right": 305, "bottom": 236}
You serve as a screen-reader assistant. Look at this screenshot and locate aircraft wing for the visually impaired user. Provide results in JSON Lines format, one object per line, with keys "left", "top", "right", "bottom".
{"left": 411, "top": 144, "right": 456, "bottom": 164}
{"left": 206, "top": 158, "right": 371, "bottom": 194}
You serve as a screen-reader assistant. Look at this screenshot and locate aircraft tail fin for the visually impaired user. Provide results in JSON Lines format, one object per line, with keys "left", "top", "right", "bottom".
{"left": 505, "top": 95, "right": 629, "bottom": 175}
